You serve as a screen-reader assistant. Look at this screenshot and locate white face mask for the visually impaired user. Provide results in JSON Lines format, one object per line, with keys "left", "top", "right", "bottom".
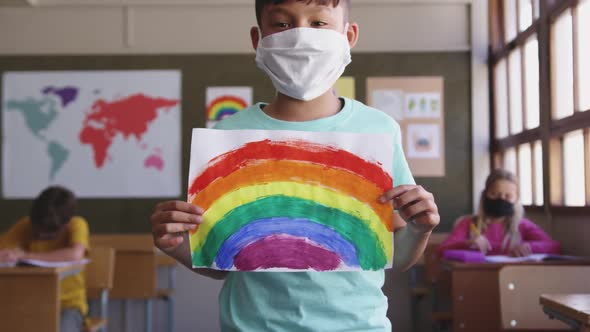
{"left": 255, "top": 24, "right": 352, "bottom": 101}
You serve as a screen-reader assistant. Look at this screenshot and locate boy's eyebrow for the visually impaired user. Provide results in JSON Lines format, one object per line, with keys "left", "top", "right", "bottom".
{"left": 266, "top": 4, "right": 334, "bottom": 17}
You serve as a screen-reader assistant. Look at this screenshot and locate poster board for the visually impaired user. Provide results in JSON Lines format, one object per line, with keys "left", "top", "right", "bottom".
{"left": 367, "top": 77, "right": 445, "bottom": 177}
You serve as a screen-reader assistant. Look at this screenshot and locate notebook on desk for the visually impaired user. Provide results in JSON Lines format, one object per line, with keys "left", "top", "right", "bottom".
{"left": 443, "top": 250, "right": 583, "bottom": 263}
{"left": 0, "top": 259, "right": 90, "bottom": 268}
{"left": 17, "top": 258, "right": 90, "bottom": 268}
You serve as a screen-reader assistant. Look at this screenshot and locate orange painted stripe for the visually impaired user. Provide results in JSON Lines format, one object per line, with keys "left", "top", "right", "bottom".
{"left": 191, "top": 159, "right": 393, "bottom": 231}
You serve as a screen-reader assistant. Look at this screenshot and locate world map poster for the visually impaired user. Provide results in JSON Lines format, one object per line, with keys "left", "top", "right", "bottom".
{"left": 2, "top": 71, "right": 181, "bottom": 198}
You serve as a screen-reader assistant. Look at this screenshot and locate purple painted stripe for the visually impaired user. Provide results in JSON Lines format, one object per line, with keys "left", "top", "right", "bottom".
{"left": 214, "top": 217, "right": 359, "bottom": 269}
{"left": 233, "top": 234, "right": 342, "bottom": 271}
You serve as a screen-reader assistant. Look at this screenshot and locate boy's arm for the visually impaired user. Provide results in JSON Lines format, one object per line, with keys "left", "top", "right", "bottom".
{"left": 151, "top": 201, "right": 228, "bottom": 280}
{"left": 381, "top": 185, "right": 440, "bottom": 272}
{"left": 16, "top": 217, "right": 89, "bottom": 262}
{"left": 393, "top": 222, "right": 433, "bottom": 271}
{"left": 20, "top": 244, "right": 86, "bottom": 262}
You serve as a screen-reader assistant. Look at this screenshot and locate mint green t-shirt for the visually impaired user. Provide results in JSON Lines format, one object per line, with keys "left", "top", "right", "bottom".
{"left": 214, "top": 97, "right": 415, "bottom": 332}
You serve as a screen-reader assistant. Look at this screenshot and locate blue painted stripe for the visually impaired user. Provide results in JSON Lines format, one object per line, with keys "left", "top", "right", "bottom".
{"left": 214, "top": 217, "right": 359, "bottom": 269}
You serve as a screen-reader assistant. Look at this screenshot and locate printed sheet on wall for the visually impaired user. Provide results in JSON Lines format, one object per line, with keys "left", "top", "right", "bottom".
{"left": 187, "top": 128, "right": 395, "bottom": 272}
{"left": 367, "top": 77, "right": 445, "bottom": 177}
{"left": 2, "top": 71, "right": 182, "bottom": 198}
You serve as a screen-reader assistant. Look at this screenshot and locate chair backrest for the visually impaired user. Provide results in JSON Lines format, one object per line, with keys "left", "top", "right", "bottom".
{"left": 498, "top": 265, "right": 590, "bottom": 330}
{"left": 423, "top": 232, "right": 449, "bottom": 284}
{"left": 90, "top": 234, "right": 158, "bottom": 299}
{"left": 90, "top": 234, "right": 154, "bottom": 252}
{"left": 86, "top": 247, "right": 115, "bottom": 299}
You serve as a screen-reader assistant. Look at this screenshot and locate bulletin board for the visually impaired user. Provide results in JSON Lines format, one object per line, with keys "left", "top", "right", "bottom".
{"left": 367, "top": 77, "right": 445, "bottom": 177}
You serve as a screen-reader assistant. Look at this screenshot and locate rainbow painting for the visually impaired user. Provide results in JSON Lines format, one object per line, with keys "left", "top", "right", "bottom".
{"left": 205, "top": 87, "right": 252, "bottom": 128}
{"left": 187, "top": 129, "right": 394, "bottom": 272}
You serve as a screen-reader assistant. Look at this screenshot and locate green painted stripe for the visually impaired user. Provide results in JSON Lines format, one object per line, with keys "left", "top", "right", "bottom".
{"left": 192, "top": 195, "right": 390, "bottom": 270}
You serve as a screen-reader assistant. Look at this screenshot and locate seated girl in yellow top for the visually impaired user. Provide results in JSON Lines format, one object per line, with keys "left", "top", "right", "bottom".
{"left": 0, "top": 186, "right": 89, "bottom": 332}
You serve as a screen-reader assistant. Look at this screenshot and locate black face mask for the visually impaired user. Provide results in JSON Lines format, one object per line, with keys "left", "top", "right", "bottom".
{"left": 483, "top": 197, "right": 515, "bottom": 217}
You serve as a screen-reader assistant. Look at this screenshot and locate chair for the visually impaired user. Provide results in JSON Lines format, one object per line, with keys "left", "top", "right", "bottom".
{"left": 498, "top": 265, "right": 590, "bottom": 330}
{"left": 84, "top": 247, "right": 116, "bottom": 332}
{"left": 408, "top": 232, "right": 450, "bottom": 332}
{"left": 90, "top": 234, "right": 176, "bottom": 332}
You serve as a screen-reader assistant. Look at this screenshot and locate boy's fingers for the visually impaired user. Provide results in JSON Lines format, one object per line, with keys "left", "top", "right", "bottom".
{"left": 379, "top": 185, "right": 415, "bottom": 203}
{"left": 154, "top": 222, "right": 197, "bottom": 237}
{"left": 151, "top": 210, "right": 202, "bottom": 226}
{"left": 156, "top": 200, "right": 203, "bottom": 214}
{"left": 155, "top": 233, "right": 184, "bottom": 250}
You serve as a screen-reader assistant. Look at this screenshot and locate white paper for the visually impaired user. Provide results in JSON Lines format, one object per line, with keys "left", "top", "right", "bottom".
{"left": 2, "top": 71, "right": 182, "bottom": 198}
{"left": 404, "top": 93, "right": 442, "bottom": 119}
{"left": 187, "top": 129, "right": 394, "bottom": 272}
{"left": 484, "top": 254, "right": 582, "bottom": 263}
{"left": 406, "top": 124, "right": 441, "bottom": 159}
{"left": 0, "top": 262, "right": 17, "bottom": 268}
{"left": 371, "top": 89, "right": 405, "bottom": 121}
{"left": 19, "top": 258, "right": 90, "bottom": 267}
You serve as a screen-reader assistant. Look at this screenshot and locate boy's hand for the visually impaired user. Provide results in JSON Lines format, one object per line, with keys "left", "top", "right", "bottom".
{"left": 379, "top": 185, "right": 440, "bottom": 233}
{"left": 150, "top": 201, "right": 203, "bottom": 253}
{"left": 0, "top": 248, "right": 23, "bottom": 263}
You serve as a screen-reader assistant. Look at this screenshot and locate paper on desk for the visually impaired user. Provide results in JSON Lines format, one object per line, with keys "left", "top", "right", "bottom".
{"left": 0, "top": 262, "right": 17, "bottom": 268}
{"left": 18, "top": 258, "right": 90, "bottom": 268}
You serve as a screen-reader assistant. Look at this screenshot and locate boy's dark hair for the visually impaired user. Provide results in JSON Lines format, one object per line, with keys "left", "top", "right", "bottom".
{"left": 30, "top": 186, "right": 76, "bottom": 233}
{"left": 255, "top": 0, "right": 350, "bottom": 26}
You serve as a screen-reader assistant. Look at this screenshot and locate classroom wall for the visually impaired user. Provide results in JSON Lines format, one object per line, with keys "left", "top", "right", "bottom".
{"left": 0, "top": 0, "right": 471, "bottom": 54}
{"left": 0, "top": 1, "right": 480, "bottom": 332}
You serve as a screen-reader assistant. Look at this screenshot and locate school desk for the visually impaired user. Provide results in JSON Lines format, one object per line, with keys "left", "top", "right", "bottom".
{"left": 540, "top": 294, "right": 590, "bottom": 332}
{"left": 0, "top": 265, "right": 83, "bottom": 332}
{"left": 443, "top": 260, "right": 590, "bottom": 332}
{"left": 90, "top": 234, "right": 177, "bottom": 332}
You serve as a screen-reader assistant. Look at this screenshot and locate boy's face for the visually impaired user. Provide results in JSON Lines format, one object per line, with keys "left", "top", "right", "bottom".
{"left": 251, "top": 1, "right": 358, "bottom": 48}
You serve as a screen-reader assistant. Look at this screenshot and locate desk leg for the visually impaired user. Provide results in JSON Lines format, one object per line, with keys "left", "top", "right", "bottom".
{"left": 146, "top": 299, "right": 153, "bottom": 332}
{"left": 168, "top": 266, "right": 176, "bottom": 332}
{"left": 123, "top": 300, "right": 130, "bottom": 332}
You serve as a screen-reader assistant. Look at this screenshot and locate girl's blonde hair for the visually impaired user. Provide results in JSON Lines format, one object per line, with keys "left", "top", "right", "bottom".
{"left": 474, "top": 168, "right": 524, "bottom": 251}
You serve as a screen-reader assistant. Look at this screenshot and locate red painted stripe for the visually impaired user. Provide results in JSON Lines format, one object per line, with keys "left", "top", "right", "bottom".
{"left": 189, "top": 139, "right": 392, "bottom": 196}
{"left": 206, "top": 96, "right": 247, "bottom": 114}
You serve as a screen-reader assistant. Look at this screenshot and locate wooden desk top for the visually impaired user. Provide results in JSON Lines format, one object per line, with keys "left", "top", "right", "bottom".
{"left": 0, "top": 264, "right": 83, "bottom": 276}
{"left": 540, "top": 294, "right": 590, "bottom": 325}
{"left": 156, "top": 253, "right": 177, "bottom": 267}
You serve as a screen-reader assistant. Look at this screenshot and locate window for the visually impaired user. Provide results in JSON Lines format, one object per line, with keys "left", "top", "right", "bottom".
{"left": 551, "top": 10, "right": 574, "bottom": 120}
{"left": 524, "top": 38, "right": 540, "bottom": 129}
{"left": 518, "top": 144, "right": 533, "bottom": 205}
{"left": 576, "top": 0, "right": 590, "bottom": 111}
{"left": 508, "top": 49, "right": 523, "bottom": 134}
{"left": 490, "top": 0, "right": 590, "bottom": 210}
{"left": 494, "top": 60, "right": 509, "bottom": 138}
{"left": 533, "top": 140, "right": 543, "bottom": 205}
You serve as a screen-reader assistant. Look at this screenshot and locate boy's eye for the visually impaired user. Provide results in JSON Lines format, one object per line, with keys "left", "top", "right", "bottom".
{"left": 275, "top": 22, "right": 290, "bottom": 28}
{"left": 312, "top": 21, "right": 328, "bottom": 27}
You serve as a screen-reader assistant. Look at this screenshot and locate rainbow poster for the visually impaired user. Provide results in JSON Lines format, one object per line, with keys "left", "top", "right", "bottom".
{"left": 187, "top": 129, "right": 394, "bottom": 272}
{"left": 205, "top": 87, "right": 252, "bottom": 128}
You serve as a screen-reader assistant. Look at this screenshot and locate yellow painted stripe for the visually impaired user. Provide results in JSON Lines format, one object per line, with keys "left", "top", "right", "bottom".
{"left": 189, "top": 181, "right": 392, "bottom": 261}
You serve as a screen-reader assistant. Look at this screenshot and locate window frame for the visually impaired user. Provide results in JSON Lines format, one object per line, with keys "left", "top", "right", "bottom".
{"left": 489, "top": 0, "right": 590, "bottom": 213}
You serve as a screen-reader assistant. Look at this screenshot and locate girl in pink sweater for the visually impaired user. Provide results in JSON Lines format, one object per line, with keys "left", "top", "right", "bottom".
{"left": 438, "top": 169, "right": 560, "bottom": 257}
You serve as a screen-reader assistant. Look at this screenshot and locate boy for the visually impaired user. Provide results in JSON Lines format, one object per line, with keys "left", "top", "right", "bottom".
{"left": 150, "top": 0, "right": 440, "bottom": 330}
{"left": 0, "top": 186, "right": 90, "bottom": 332}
